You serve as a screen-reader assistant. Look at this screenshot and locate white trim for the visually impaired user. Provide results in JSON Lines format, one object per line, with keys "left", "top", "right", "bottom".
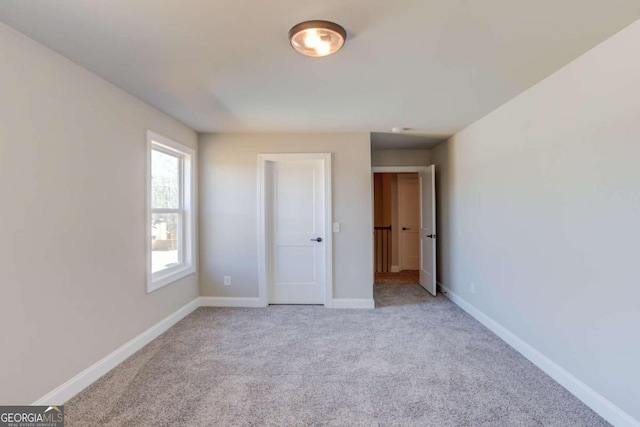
{"left": 257, "top": 157, "right": 268, "bottom": 307}
{"left": 441, "top": 285, "right": 640, "bottom": 427}
{"left": 324, "top": 154, "right": 334, "bottom": 308}
{"left": 390, "top": 265, "right": 401, "bottom": 273}
{"left": 257, "top": 153, "right": 333, "bottom": 307}
{"left": 331, "top": 298, "right": 376, "bottom": 309}
{"left": 33, "top": 294, "right": 374, "bottom": 405}
{"left": 32, "top": 298, "right": 200, "bottom": 405}
{"left": 150, "top": 265, "right": 195, "bottom": 291}
{"left": 33, "top": 286, "right": 639, "bottom": 427}
{"left": 198, "top": 296, "right": 265, "bottom": 308}
{"left": 146, "top": 130, "right": 197, "bottom": 293}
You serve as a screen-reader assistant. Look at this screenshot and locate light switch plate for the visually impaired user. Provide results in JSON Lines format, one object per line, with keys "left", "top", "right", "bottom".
{"left": 332, "top": 222, "right": 340, "bottom": 233}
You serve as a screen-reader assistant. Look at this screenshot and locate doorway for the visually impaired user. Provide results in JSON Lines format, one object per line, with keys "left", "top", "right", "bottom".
{"left": 372, "top": 166, "right": 437, "bottom": 296}
{"left": 373, "top": 173, "right": 420, "bottom": 276}
{"left": 258, "top": 153, "right": 333, "bottom": 306}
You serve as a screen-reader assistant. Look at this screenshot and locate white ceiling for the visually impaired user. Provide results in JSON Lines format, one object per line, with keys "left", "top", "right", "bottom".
{"left": 1, "top": 1, "right": 639, "bottom": 136}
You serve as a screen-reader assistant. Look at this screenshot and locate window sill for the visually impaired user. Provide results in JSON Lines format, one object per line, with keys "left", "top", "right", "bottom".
{"left": 147, "top": 265, "right": 196, "bottom": 293}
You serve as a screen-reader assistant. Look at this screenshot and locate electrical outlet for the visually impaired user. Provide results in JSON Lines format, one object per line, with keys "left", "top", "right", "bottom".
{"left": 223, "top": 276, "right": 232, "bottom": 286}
{"left": 470, "top": 281, "right": 476, "bottom": 294}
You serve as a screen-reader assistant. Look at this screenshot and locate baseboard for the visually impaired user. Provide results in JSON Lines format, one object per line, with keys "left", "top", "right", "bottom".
{"left": 40, "top": 288, "right": 636, "bottom": 426}
{"left": 198, "top": 296, "right": 265, "bottom": 307}
{"left": 331, "top": 298, "right": 375, "bottom": 309}
{"left": 198, "top": 296, "right": 374, "bottom": 309}
{"left": 30, "top": 294, "right": 373, "bottom": 406}
{"left": 32, "top": 298, "right": 200, "bottom": 405}
{"left": 441, "top": 285, "right": 640, "bottom": 427}
{"left": 390, "top": 265, "right": 401, "bottom": 273}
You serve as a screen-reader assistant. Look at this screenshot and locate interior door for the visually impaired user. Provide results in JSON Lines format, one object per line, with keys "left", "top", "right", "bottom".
{"left": 419, "top": 165, "right": 437, "bottom": 295}
{"left": 269, "top": 158, "right": 325, "bottom": 304}
{"left": 398, "top": 174, "right": 420, "bottom": 270}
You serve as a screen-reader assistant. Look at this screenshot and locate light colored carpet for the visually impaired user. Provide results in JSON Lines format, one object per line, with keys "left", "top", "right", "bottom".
{"left": 65, "top": 284, "right": 608, "bottom": 426}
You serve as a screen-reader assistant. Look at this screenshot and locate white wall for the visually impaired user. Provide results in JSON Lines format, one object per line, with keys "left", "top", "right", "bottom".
{"left": 0, "top": 23, "right": 198, "bottom": 404}
{"left": 432, "top": 20, "right": 640, "bottom": 422}
{"left": 371, "top": 149, "right": 431, "bottom": 166}
{"left": 199, "top": 133, "right": 373, "bottom": 300}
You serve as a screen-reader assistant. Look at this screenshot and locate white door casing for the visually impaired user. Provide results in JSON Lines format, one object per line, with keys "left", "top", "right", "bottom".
{"left": 419, "top": 165, "right": 437, "bottom": 296}
{"left": 258, "top": 153, "right": 333, "bottom": 306}
{"left": 398, "top": 174, "right": 420, "bottom": 270}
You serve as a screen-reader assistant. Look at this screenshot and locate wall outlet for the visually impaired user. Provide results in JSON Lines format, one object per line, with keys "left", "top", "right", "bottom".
{"left": 223, "top": 276, "right": 232, "bottom": 286}
{"left": 470, "top": 281, "right": 476, "bottom": 294}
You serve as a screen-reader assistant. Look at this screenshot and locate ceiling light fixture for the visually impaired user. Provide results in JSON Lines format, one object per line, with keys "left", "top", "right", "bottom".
{"left": 289, "top": 20, "right": 346, "bottom": 57}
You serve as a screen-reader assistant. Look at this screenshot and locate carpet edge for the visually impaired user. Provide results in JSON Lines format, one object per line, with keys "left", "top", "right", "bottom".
{"left": 32, "top": 298, "right": 200, "bottom": 405}
{"left": 440, "top": 283, "right": 639, "bottom": 427}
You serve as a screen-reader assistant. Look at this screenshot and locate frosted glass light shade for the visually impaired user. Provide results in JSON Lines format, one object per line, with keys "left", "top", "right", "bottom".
{"left": 289, "top": 20, "right": 346, "bottom": 57}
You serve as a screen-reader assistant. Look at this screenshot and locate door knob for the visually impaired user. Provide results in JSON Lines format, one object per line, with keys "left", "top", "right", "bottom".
{"left": 427, "top": 234, "right": 436, "bottom": 239}
{"left": 402, "top": 227, "right": 409, "bottom": 231}
{"left": 311, "top": 237, "right": 323, "bottom": 242}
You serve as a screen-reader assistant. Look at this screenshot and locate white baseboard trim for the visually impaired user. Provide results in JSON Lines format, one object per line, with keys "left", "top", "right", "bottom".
{"left": 43, "top": 287, "right": 637, "bottom": 426}
{"left": 198, "top": 296, "right": 265, "bottom": 307}
{"left": 331, "top": 298, "right": 375, "bottom": 309}
{"left": 32, "top": 294, "right": 375, "bottom": 406}
{"left": 32, "top": 298, "right": 200, "bottom": 405}
{"left": 198, "top": 297, "right": 375, "bottom": 309}
{"left": 441, "top": 285, "right": 640, "bottom": 427}
{"left": 390, "top": 265, "right": 401, "bottom": 273}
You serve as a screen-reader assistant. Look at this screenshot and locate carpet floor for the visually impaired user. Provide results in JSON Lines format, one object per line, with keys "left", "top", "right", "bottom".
{"left": 65, "top": 285, "right": 608, "bottom": 426}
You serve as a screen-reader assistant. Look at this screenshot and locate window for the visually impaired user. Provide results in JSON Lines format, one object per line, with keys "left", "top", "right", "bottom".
{"left": 147, "top": 131, "right": 195, "bottom": 292}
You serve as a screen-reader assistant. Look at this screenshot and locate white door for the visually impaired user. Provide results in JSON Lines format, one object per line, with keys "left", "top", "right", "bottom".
{"left": 419, "top": 165, "right": 437, "bottom": 296}
{"left": 268, "top": 158, "right": 326, "bottom": 304}
{"left": 398, "top": 174, "right": 420, "bottom": 270}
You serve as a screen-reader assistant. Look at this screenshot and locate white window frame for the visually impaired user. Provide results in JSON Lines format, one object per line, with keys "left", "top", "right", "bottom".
{"left": 147, "top": 130, "right": 196, "bottom": 293}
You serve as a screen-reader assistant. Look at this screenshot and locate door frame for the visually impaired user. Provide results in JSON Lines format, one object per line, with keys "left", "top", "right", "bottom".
{"left": 371, "top": 166, "right": 432, "bottom": 283}
{"left": 258, "top": 153, "right": 333, "bottom": 307}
